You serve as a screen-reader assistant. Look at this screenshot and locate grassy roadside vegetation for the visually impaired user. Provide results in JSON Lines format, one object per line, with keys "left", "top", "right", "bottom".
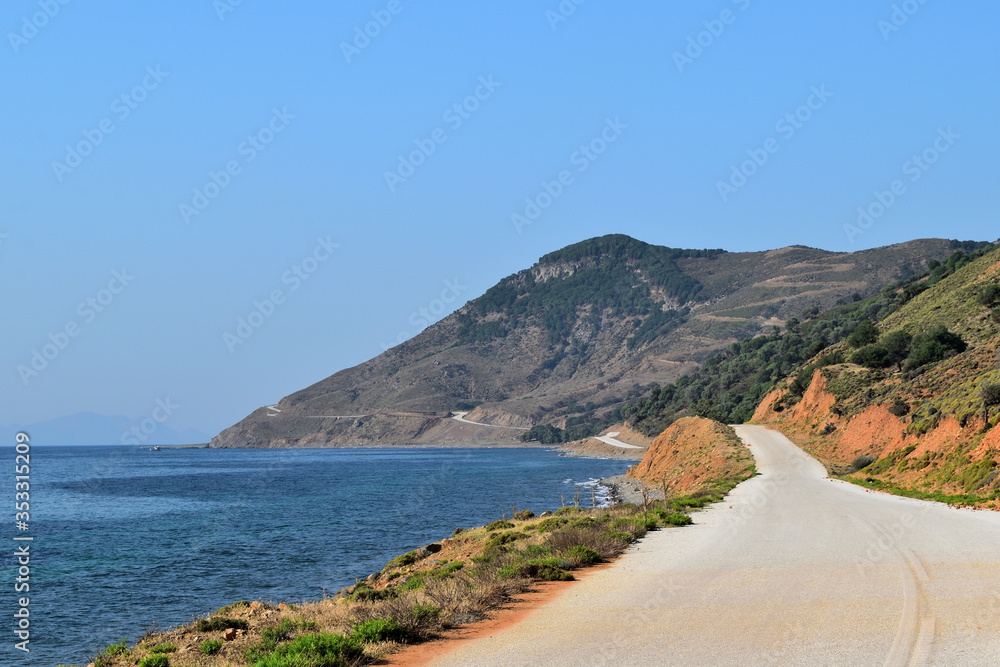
{"left": 828, "top": 453, "right": 999, "bottom": 508}
{"left": 836, "top": 472, "right": 997, "bottom": 507}
{"left": 76, "top": 488, "right": 730, "bottom": 667}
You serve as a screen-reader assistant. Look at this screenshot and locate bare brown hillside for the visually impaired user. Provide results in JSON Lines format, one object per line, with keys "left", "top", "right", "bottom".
{"left": 211, "top": 236, "right": 967, "bottom": 448}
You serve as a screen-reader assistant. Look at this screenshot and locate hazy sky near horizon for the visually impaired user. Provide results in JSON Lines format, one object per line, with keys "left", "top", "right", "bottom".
{"left": 3, "top": 1, "right": 998, "bottom": 437}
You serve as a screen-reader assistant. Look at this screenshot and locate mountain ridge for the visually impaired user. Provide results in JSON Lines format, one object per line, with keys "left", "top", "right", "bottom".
{"left": 211, "top": 235, "right": 980, "bottom": 449}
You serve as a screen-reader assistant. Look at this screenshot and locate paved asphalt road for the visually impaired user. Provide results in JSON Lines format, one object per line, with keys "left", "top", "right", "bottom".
{"left": 433, "top": 425, "right": 1000, "bottom": 666}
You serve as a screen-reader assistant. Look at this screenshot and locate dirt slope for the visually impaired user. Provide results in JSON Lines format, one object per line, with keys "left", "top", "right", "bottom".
{"left": 626, "top": 416, "right": 754, "bottom": 496}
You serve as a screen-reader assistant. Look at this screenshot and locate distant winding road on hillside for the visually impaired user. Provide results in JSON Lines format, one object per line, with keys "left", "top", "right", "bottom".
{"left": 449, "top": 411, "right": 530, "bottom": 430}
{"left": 593, "top": 431, "right": 643, "bottom": 450}
{"left": 432, "top": 426, "right": 1000, "bottom": 666}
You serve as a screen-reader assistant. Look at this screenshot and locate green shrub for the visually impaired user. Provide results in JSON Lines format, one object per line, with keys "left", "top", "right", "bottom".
{"left": 978, "top": 283, "right": 1000, "bottom": 307}
{"left": 261, "top": 618, "right": 299, "bottom": 648}
{"left": 499, "top": 558, "right": 573, "bottom": 581}
{"left": 604, "top": 530, "right": 630, "bottom": 542}
{"left": 992, "top": 307, "right": 1000, "bottom": 324}
{"left": 350, "top": 618, "right": 410, "bottom": 645}
{"left": 200, "top": 640, "right": 223, "bottom": 655}
{"left": 431, "top": 561, "right": 464, "bottom": 578}
{"left": 611, "top": 517, "right": 648, "bottom": 537}
{"left": 848, "top": 320, "right": 879, "bottom": 348}
{"left": 851, "top": 454, "right": 876, "bottom": 472}
{"left": 903, "top": 325, "right": 967, "bottom": 371}
{"left": 521, "top": 558, "right": 574, "bottom": 581}
{"left": 514, "top": 510, "right": 535, "bottom": 520}
{"left": 852, "top": 344, "right": 891, "bottom": 368}
{"left": 399, "top": 575, "right": 425, "bottom": 592}
{"left": 346, "top": 583, "right": 396, "bottom": 602}
{"left": 533, "top": 517, "right": 569, "bottom": 532}
{"left": 149, "top": 643, "right": 176, "bottom": 654}
{"left": 194, "top": 617, "right": 248, "bottom": 632}
{"left": 553, "top": 507, "right": 580, "bottom": 516}
{"left": 94, "top": 638, "right": 129, "bottom": 667}
{"left": 411, "top": 603, "right": 441, "bottom": 625}
{"left": 565, "top": 545, "right": 601, "bottom": 565}
{"left": 519, "top": 544, "right": 552, "bottom": 559}
{"left": 485, "top": 520, "right": 515, "bottom": 531}
{"left": 217, "top": 600, "right": 250, "bottom": 614}
{"left": 486, "top": 530, "right": 527, "bottom": 549}
{"left": 252, "top": 633, "right": 363, "bottom": 667}
{"left": 387, "top": 550, "right": 421, "bottom": 568}
{"left": 662, "top": 513, "right": 693, "bottom": 526}
{"left": 888, "top": 399, "right": 910, "bottom": 417}
{"left": 137, "top": 656, "right": 169, "bottom": 667}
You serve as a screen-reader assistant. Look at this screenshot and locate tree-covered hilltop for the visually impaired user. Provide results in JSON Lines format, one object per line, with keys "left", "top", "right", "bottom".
{"left": 457, "top": 234, "right": 723, "bottom": 347}
{"left": 622, "top": 242, "right": 997, "bottom": 437}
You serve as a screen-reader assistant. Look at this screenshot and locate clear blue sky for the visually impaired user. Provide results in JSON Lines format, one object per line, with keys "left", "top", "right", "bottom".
{"left": 3, "top": 1, "right": 998, "bottom": 436}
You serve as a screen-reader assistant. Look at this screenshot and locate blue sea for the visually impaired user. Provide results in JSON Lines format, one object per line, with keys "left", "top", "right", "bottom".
{"left": 0, "top": 445, "right": 630, "bottom": 666}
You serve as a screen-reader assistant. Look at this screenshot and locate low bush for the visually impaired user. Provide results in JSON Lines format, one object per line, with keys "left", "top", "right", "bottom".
{"left": 399, "top": 575, "right": 426, "bottom": 592}
{"left": 199, "top": 639, "right": 222, "bottom": 655}
{"left": 431, "top": 561, "right": 464, "bottom": 578}
{"left": 564, "top": 545, "right": 601, "bottom": 566}
{"left": 514, "top": 510, "right": 535, "bottom": 520}
{"left": 261, "top": 618, "right": 299, "bottom": 648}
{"left": 387, "top": 550, "right": 421, "bottom": 568}
{"left": 137, "top": 656, "right": 169, "bottom": 667}
{"left": 662, "top": 513, "right": 693, "bottom": 526}
{"left": 499, "top": 558, "right": 573, "bottom": 581}
{"left": 94, "top": 638, "right": 129, "bottom": 667}
{"left": 485, "top": 520, "right": 515, "bottom": 531}
{"left": 888, "top": 399, "right": 910, "bottom": 416}
{"left": 485, "top": 530, "right": 527, "bottom": 549}
{"left": 978, "top": 283, "right": 1000, "bottom": 307}
{"left": 148, "top": 643, "right": 176, "bottom": 654}
{"left": 350, "top": 618, "right": 410, "bottom": 644}
{"left": 411, "top": 603, "right": 441, "bottom": 625}
{"left": 532, "top": 517, "right": 568, "bottom": 532}
{"left": 217, "top": 600, "right": 249, "bottom": 614}
{"left": 251, "top": 633, "right": 363, "bottom": 667}
{"left": 611, "top": 517, "right": 648, "bottom": 538}
{"left": 851, "top": 454, "right": 876, "bottom": 472}
{"left": 347, "top": 583, "right": 396, "bottom": 602}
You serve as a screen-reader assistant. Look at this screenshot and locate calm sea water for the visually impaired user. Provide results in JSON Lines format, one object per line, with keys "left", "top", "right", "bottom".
{"left": 0, "top": 445, "right": 629, "bottom": 666}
